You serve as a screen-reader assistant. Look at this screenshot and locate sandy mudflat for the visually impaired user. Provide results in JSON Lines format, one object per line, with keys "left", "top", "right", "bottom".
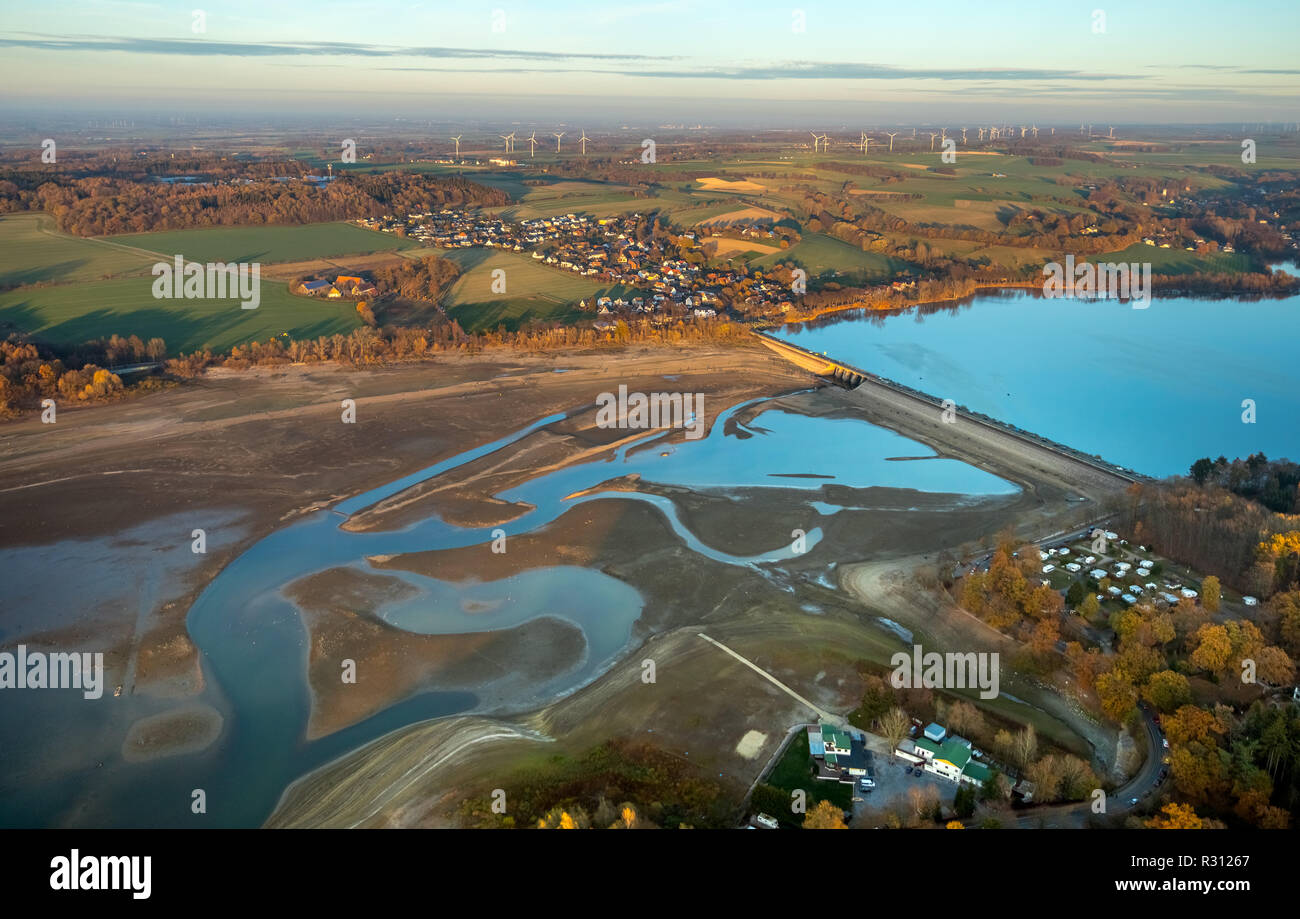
{"left": 121, "top": 703, "right": 224, "bottom": 762}
{"left": 284, "top": 566, "right": 587, "bottom": 739}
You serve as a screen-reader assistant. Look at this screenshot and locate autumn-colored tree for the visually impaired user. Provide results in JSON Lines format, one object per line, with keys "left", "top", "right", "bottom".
{"left": 1110, "top": 607, "right": 1143, "bottom": 646}
{"left": 803, "top": 799, "right": 848, "bottom": 829}
{"left": 1141, "top": 670, "right": 1192, "bottom": 713}
{"left": 1168, "top": 744, "right": 1230, "bottom": 805}
{"left": 1201, "top": 575, "right": 1221, "bottom": 613}
{"left": 1115, "top": 643, "right": 1164, "bottom": 687}
{"left": 1096, "top": 670, "right": 1139, "bottom": 722}
{"left": 609, "top": 803, "right": 642, "bottom": 829}
{"left": 1275, "top": 591, "right": 1300, "bottom": 657}
{"left": 1079, "top": 592, "right": 1100, "bottom": 619}
{"left": 1142, "top": 612, "right": 1176, "bottom": 648}
{"left": 1163, "top": 705, "right": 1226, "bottom": 746}
{"left": 1225, "top": 619, "right": 1266, "bottom": 666}
{"left": 1064, "top": 642, "right": 1104, "bottom": 691}
{"left": 1144, "top": 802, "right": 1208, "bottom": 829}
{"left": 537, "top": 805, "right": 591, "bottom": 829}
{"left": 945, "top": 820, "right": 964, "bottom": 829}
{"left": 1027, "top": 617, "right": 1061, "bottom": 660}
{"left": 1189, "top": 623, "right": 1232, "bottom": 674}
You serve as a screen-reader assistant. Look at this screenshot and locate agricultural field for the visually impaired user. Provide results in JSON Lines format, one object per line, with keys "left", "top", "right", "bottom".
{"left": 439, "top": 248, "right": 628, "bottom": 332}
{"left": 107, "top": 221, "right": 416, "bottom": 266}
{"left": 0, "top": 213, "right": 159, "bottom": 287}
{"left": 0, "top": 275, "right": 359, "bottom": 355}
{"left": 1099, "top": 242, "right": 1254, "bottom": 274}
{"left": 751, "top": 232, "right": 905, "bottom": 281}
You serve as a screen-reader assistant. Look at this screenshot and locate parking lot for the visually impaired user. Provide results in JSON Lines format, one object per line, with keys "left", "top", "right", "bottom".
{"left": 850, "top": 756, "right": 957, "bottom": 825}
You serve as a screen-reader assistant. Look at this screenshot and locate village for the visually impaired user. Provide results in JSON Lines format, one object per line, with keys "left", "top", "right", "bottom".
{"left": 354, "top": 208, "right": 804, "bottom": 320}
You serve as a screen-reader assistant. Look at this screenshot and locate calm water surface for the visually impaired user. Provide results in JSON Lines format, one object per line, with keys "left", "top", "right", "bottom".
{"left": 775, "top": 287, "right": 1300, "bottom": 476}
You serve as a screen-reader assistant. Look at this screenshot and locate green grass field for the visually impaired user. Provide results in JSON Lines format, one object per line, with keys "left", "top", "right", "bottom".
{"left": 108, "top": 222, "right": 416, "bottom": 266}
{"left": 440, "top": 248, "right": 634, "bottom": 332}
{"left": 0, "top": 276, "right": 360, "bottom": 354}
{"left": 752, "top": 232, "right": 905, "bottom": 281}
{"left": 0, "top": 214, "right": 159, "bottom": 288}
{"left": 1098, "top": 243, "right": 1254, "bottom": 274}
{"left": 763, "top": 732, "right": 852, "bottom": 816}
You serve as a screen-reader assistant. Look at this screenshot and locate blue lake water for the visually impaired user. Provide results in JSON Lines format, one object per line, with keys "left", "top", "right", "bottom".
{"left": 774, "top": 288, "right": 1300, "bottom": 477}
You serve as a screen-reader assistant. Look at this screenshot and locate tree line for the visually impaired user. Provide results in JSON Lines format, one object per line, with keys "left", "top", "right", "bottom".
{"left": 1, "top": 169, "right": 507, "bottom": 236}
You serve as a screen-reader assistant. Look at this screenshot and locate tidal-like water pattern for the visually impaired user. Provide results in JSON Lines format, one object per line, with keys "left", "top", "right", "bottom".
{"left": 0, "top": 396, "right": 1013, "bottom": 827}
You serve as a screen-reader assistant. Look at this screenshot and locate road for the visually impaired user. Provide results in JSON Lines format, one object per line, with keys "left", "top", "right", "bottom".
{"left": 1004, "top": 704, "right": 1165, "bottom": 828}
{"left": 753, "top": 330, "right": 1148, "bottom": 489}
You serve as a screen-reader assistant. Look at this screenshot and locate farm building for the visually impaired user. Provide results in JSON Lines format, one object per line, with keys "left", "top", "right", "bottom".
{"left": 806, "top": 725, "right": 872, "bottom": 783}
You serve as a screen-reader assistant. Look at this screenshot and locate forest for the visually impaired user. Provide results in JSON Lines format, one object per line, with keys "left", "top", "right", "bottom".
{"left": 0, "top": 163, "right": 508, "bottom": 236}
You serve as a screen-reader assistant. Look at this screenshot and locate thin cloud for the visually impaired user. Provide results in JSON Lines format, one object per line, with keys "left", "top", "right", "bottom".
{"left": 618, "top": 63, "right": 1147, "bottom": 81}
{"left": 0, "top": 33, "right": 1146, "bottom": 83}
{"left": 0, "top": 32, "right": 675, "bottom": 62}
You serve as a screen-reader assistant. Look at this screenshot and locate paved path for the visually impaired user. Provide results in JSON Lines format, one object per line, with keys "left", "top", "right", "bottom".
{"left": 697, "top": 632, "right": 846, "bottom": 728}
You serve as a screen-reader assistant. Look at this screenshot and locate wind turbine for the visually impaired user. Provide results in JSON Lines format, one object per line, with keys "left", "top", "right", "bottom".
{"left": 977, "top": 127, "right": 986, "bottom": 142}
{"left": 451, "top": 135, "right": 462, "bottom": 157}
{"left": 579, "top": 130, "right": 589, "bottom": 155}
{"left": 859, "top": 132, "right": 871, "bottom": 154}
{"left": 553, "top": 131, "right": 565, "bottom": 153}
{"left": 928, "top": 132, "right": 939, "bottom": 152}
{"left": 1108, "top": 126, "right": 1115, "bottom": 139}
{"left": 809, "top": 131, "right": 819, "bottom": 152}
{"left": 1020, "top": 126, "right": 1027, "bottom": 139}
{"left": 527, "top": 131, "right": 538, "bottom": 157}
{"left": 1031, "top": 124, "right": 1039, "bottom": 138}
{"left": 961, "top": 127, "right": 968, "bottom": 144}
{"left": 884, "top": 131, "right": 898, "bottom": 152}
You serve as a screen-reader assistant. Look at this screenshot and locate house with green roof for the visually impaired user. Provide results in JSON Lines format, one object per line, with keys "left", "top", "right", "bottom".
{"left": 807, "top": 724, "right": 872, "bottom": 783}
{"left": 962, "top": 760, "right": 994, "bottom": 787}
{"left": 904, "top": 731, "right": 993, "bottom": 787}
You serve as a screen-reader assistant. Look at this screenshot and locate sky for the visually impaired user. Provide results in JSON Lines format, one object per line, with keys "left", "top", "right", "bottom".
{"left": 2, "top": 0, "right": 1299, "bottom": 125}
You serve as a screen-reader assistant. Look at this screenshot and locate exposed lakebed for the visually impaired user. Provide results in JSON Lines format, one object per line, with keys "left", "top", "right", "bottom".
{"left": 1, "top": 393, "right": 1014, "bottom": 827}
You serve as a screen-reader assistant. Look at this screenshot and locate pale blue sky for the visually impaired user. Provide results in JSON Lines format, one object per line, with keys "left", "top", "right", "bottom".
{"left": 2, "top": 0, "right": 1297, "bottom": 122}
